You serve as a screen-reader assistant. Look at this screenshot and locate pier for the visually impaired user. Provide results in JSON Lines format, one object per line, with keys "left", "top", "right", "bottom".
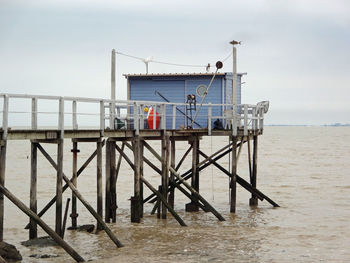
{"left": 0, "top": 92, "right": 278, "bottom": 261}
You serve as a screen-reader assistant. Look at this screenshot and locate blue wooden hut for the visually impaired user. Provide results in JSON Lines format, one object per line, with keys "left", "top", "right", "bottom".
{"left": 125, "top": 73, "right": 244, "bottom": 129}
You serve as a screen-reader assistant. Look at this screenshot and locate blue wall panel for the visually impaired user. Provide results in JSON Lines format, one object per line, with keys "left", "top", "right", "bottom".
{"left": 128, "top": 74, "right": 241, "bottom": 129}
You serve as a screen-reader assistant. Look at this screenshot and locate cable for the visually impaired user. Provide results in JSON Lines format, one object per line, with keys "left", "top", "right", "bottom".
{"left": 116, "top": 49, "right": 233, "bottom": 69}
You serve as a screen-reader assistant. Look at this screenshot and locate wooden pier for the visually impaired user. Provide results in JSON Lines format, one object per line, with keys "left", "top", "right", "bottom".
{"left": 0, "top": 93, "right": 278, "bottom": 262}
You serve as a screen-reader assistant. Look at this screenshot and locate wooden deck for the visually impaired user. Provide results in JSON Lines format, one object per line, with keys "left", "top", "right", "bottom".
{"left": 1, "top": 128, "right": 262, "bottom": 141}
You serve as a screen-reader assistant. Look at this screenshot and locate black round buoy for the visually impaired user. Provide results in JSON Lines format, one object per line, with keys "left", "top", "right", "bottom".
{"left": 216, "top": 61, "right": 223, "bottom": 69}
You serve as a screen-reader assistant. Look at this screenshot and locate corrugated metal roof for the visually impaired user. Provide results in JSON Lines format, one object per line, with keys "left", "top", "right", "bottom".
{"left": 123, "top": 72, "right": 246, "bottom": 78}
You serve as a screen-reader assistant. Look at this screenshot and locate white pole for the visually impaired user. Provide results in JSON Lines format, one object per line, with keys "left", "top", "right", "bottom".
{"left": 232, "top": 46, "right": 237, "bottom": 106}
{"left": 111, "top": 49, "right": 116, "bottom": 129}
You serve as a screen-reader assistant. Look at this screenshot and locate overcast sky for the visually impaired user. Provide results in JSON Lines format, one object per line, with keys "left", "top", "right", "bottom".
{"left": 1, "top": 0, "right": 349, "bottom": 125}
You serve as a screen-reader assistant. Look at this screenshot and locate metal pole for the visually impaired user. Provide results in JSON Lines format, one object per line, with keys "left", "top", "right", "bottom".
{"left": 111, "top": 49, "right": 116, "bottom": 129}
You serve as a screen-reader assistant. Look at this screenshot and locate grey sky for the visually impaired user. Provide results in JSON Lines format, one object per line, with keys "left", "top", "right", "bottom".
{"left": 1, "top": 0, "right": 349, "bottom": 125}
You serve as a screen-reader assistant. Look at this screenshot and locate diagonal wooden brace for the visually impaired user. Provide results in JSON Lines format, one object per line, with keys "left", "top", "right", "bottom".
{"left": 143, "top": 141, "right": 226, "bottom": 221}
{"left": 25, "top": 140, "right": 106, "bottom": 229}
{"left": 36, "top": 143, "right": 124, "bottom": 248}
{"left": 198, "top": 149, "right": 279, "bottom": 207}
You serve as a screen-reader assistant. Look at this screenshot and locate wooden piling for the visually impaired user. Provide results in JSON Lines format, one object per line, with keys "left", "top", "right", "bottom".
{"left": 249, "top": 135, "right": 258, "bottom": 206}
{"left": 131, "top": 136, "right": 141, "bottom": 223}
{"left": 161, "top": 132, "right": 170, "bottom": 219}
{"left": 0, "top": 141, "right": 7, "bottom": 242}
{"left": 186, "top": 137, "right": 200, "bottom": 212}
{"left": 168, "top": 139, "right": 175, "bottom": 208}
{"left": 29, "top": 142, "right": 37, "bottom": 239}
{"left": 70, "top": 141, "right": 79, "bottom": 229}
{"left": 139, "top": 140, "right": 144, "bottom": 217}
{"left": 110, "top": 141, "right": 117, "bottom": 223}
{"left": 56, "top": 138, "right": 64, "bottom": 237}
{"left": 105, "top": 140, "right": 111, "bottom": 223}
{"left": 96, "top": 139, "right": 103, "bottom": 229}
{"left": 230, "top": 136, "right": 237, "bottom": 213}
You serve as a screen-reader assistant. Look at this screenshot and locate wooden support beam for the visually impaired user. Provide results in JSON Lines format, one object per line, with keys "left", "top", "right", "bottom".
{"left": 168, "top": 139, "right": 176, "bottom": 208}
{"left": 186, "top": 138, "right": 199, "bottom": 212}
{"left": 131, "top": 136, "right": 142, "bottom": 223}
{"left": 175, "top": 144, "right": 192, "bottom": 171}
{"left": 115, "top": 142, "right": 125, "bottom": 184}
{"left": 161, "top": 132, "right": 170, "bottom": 219}
{"left": 96, "top": 139, "right": 103, "bottom": 229}
{"left": 249, "top": 135, "right": 258, "bottom": 206}
{"left": 105, "top": 140, "right": 111, "bottom": 223}
{"left": 62, "top": 198, "right": 70, "bottom": 239}
{"left": 29, "top": 142, "right": 38, "bottom": 239}
{"left": 36, "top": 143, "right": 124, "bottom": 248}
{"left": 0, "top": 141, "right": 7, "bottom": 242}
{"left": 197, "top": 149, "right": 279, "bottom": 207}
{"left": 169, "top": 180, "right": 208, "bottom": 212}
{"left": 129, "top": 146, "right": 207, "bottom": 212}
{"left": 24, "top": 140, "right": 105, "bottom": 229}
{"left": 56, "top": 138, "right": 64, "bottom": 237}
{"left": 110, "top": 141, "right": 117, "bottom": 223}
{"left": 144, "top": 142, "right": 242, "bottom": 204}
{"left": 143, "top": 141, "right": 225, "bottom": 221}
{"left": 70, "top": 141, "right": 79, "bottom": 229}
{"left": 230, "top": 136, "right": 238, "bottom": 213}
{"left": 139, "top": 141, "right": 144, "bottom": 218}
{"left": 0, "top": 185, "right": 85, "bottom": 262}
{"left": 141, "top": 176, "right": 187, "bottom": 226}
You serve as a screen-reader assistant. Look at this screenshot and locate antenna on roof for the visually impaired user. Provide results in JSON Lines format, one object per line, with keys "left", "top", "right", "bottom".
{"left": 143, "top": 56, "right": 153, "bottom": 74}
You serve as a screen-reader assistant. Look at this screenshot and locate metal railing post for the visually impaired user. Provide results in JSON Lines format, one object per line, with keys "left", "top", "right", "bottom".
{"left": 140, "top": 104, "right": 144, "bottom": 129}
{"left": 161, "top": 104, "right": 166, "bottom": 130}
{"left": 72, "top": 101, "right": 78, "bottom": 130}
{"left": 100, "top": 100, "right": 105, "bottom": 132}
{"left": 244, "top": 104, "right": 248, "bottom": 136}
{"left": 172, "top": 104, "right": 176, "bottom": 129}
{"left": 134, "top": 102, "right": 139, "bottom": 135}
{"left": 153, "top": 105, "right": 156, "bottom": 130}
{"left": 2, "top": 95, "right": 9, "bottom": 140}
{"left": 208, "top": 103, "right": 212, "bottom": 135}
{"left": 31, "top": 97, "right": 38, "bottom": 130}
{"left": 232, "top": 106, "right": 237, "bottom": 136}
{"left": 58, "top": 97, "right": 64, "bottom": 139}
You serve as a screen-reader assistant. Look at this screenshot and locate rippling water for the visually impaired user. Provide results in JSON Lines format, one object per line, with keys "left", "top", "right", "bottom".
{"left": 2, "top": 127, "right": 350, "bottom": 262}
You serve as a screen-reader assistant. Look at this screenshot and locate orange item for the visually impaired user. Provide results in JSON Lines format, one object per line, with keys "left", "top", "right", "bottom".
{"left": 147, "top": 107, "right": 160, "bottom": 129}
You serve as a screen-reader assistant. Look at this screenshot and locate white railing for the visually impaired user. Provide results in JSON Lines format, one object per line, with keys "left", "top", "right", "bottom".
{"left": 0, "top": 93, "right": 267, "bottom": 140}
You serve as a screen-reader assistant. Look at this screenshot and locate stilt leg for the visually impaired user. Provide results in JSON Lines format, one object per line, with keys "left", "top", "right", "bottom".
{"left": 230, "top": 136, "right": 237, "bottom": 213}
{"left": 105, "top": 140, "right": 111, "bottom": 223}
{"left": 131, "top": 136, "right": 141, "bottom": 223}
{"left": 110, "top": 141, "right": 117, "bottom": 223}
{"left": 56, "top": 139, "right": 64, "bottom": 237}
{"left": 168, "top": 139, "right": 175, "bottom": 208}
{"left": 249, "top": 135, "right": 258, "bottom": 206}
{"left": 29, "top": 142, "right": 37, "bottom": 239}
{"left": 161, "top": 132, "right": 170, "bottom": 219}
{"left": 0, "top": 141, "right": 7, "bottom": 241}
{"left": 70, "top": 141, "right": 79, "bottom": 229}
{"left": 139, "top": 140, "right": 144, "bottom": 218}
{"left": 186, "top": 137, "right": 199, "bottom": 212}
{"left": 97, "top": 139, "right": 103, "bottom": 229}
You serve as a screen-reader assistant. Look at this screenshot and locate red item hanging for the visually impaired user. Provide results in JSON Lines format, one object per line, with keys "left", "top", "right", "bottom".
{"left": 147, "top": 107, "right": 160, "bottom": 129}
